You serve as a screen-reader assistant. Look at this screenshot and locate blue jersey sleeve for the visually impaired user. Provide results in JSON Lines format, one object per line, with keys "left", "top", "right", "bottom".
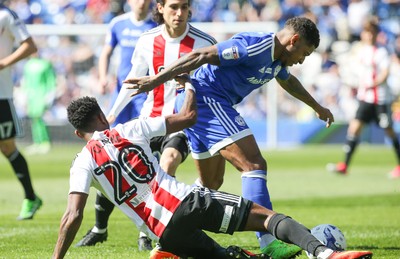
{"left": 216, "top": 32, "right": 290, "bottom": 80}
{"left": 276, "top": 66, "right": 290, "bottom": 81}
{"left": 217, "top": 37, "right": 249, "bottom": 66}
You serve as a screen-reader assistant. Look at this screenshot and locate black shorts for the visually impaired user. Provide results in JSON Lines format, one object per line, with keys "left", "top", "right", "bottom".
{"left": 355, "top": 101, "right": 393, "bottom": 128}
{"left": 0, "top": 99, "right": 24, "bottom": 140}
{"left": 150, "top": 131, "right": 190, "bottom": 162}
{"left": 159, "top": 187, "right": 252, "bottom": 258}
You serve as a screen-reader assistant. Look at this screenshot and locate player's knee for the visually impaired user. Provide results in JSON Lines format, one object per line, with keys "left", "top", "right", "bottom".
{"left": 243, "top": 156, "right": 267, "bottom": 172}
{"left": 201, "top": 176, "right": 223, "bottom": 190}
{"left": 0, "top": 140, "right": 17, "bottom": 157}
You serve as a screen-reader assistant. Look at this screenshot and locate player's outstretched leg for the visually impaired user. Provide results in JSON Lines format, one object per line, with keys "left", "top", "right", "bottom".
{"left": 226, "top": 245, "right": 269, "bottom": 258}
{"left": 317, "top": 250, "right": 373, "bottom": 259}
{"left": 264, "top": 213, "right": 372, "bottom": 259}
{"left": 242, "top": 170, "right": 302, "bottom": 258}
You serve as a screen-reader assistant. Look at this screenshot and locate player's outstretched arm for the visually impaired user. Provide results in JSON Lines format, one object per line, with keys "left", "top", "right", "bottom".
{"left": 52, "top": 192, "right": 88, "bottom": 259}
{"left": 123, "top": 45, "right": 220, "bottom": 96}
{"left": 164, "top": 79, "right": 197, "bottom": 134}
{"left": 277, "top": 75, "right": 334, "bottom": 127}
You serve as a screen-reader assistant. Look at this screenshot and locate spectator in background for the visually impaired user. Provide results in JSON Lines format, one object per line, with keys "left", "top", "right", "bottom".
{"left": 22, "top": 52, "right": 56, "bottom": 154}
{"left": 190, "top": 0, "right": 218, "bottom": 22}
{"left": 328, "top": 17, "right": 400, "bottom": 179}
{"left": 347, "top": 0, "right": 372, "bottom": 42}
{"left": 0, "top": 1, "right": 42, "bottom": 220}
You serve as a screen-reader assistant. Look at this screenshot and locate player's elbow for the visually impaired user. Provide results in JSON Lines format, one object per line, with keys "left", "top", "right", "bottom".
{"left": 180, "top": 109, "right": 197, "bottom": 129}
{"left": 186, "top": 109, "right": 197, "bottom": 127}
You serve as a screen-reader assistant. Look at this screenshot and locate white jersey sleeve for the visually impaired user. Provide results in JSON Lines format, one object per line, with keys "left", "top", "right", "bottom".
{"left": 0, "top": 6, "right": 32, "bottom": 97}
{"left": 107, "top": 35, "right": 150, "bottom": 118}
{"left": 116, "top": 116, "right": 166, "bottom": 140}
{"left": 69, "top": 149, "right": 95, "bottom": 194}
{"left": 5, "top": 9, "right": 30, "bottom": 44}
{"left": 68, "top": 116, "right": 192, "bottom": 240}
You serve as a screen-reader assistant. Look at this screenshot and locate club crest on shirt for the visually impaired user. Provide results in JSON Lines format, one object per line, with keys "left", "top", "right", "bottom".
{"left": 222, "top": 46, "right": 239, "bottom": 60}
{"left": 235, "top": 115, "right": 246, "bottom": 126}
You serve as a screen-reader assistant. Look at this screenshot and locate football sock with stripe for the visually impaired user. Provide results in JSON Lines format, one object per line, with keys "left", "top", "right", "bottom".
{"left": 241, "top": 170, "right": 275, "bottom": 247}
{"left": 95, "top": 191, "right": 115, "bottom": 229}
{"left": 344, "top": 135, "right": 359, "bottom": 165}
{"left": 266, "top": 213, "right": 326, "bottom": 257}
{"left": 9, "top": 150, "right": 35, "bottom": 200}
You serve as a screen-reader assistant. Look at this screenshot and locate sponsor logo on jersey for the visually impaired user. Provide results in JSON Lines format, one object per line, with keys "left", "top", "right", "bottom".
{"left": 222, "top": 46, "right": 239, "bottom": 60}
{"left": 258, "top": 66, "right": 273, "bottom": 74}
{"left": 246, "top": 77, "right": 270, "bottom": 85}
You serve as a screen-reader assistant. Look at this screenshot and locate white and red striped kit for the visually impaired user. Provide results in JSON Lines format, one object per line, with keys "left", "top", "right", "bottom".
{"left": 69, "top": 117, "right": 193, "bottom": 241}
{"left": 354, "top": 44, "right": 391, "bottom": 105}
{"left": 108, "top": 23, "right": 216, "bottom": 118}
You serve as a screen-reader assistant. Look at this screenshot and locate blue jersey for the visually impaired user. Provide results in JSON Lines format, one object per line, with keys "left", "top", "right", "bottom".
{"left": 192, "top": 32, "right": 290, "bottom": 105}
{"left": 106, "top": 13, "right": 157, "bottom": 84}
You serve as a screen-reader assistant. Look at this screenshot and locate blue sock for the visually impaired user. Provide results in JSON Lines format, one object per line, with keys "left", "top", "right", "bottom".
{"left": 242, "top": 170, "right": 275, "bottom": 247}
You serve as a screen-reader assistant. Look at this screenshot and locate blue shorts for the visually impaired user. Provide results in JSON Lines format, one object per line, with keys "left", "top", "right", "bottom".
{"left": 111, "top": 81, "right": 146, "bottom": 126}
{"left": 175, "top": 89, "right": 252, "bottom": 159}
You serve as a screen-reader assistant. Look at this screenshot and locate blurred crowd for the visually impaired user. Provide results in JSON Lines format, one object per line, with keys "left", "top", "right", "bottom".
{"left": 8, "top": 0, "right": 400, "bottom": 125}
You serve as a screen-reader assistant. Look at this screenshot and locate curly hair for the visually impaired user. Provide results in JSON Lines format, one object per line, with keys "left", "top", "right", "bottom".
{"left": 285, "top": 17, "right": 320, "bottom": 49}
{"left": 152, "top": 0, "right": 192, "bottom": 25}
{"left": 67, "top": 96, "right": 102, "bottom": 132}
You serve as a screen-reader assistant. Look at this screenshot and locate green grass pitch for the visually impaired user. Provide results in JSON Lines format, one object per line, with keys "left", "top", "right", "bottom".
{"left": 0, "top": 143, "right": 399, "bottom": 258}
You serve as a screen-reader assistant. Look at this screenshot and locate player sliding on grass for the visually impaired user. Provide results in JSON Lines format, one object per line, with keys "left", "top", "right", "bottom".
{"left": 75, "top": 0, "right": 217, "bottom": 251}
{"left": 52, "top": 77, "right": 372, "bottom": 259}
{"left": 122, "top": 16, "right": 334, "bottom": 258}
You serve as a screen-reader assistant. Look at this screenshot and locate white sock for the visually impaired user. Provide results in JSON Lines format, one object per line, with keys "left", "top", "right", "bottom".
{"left": 317, "top": 249, "right": 334, "bottom": 259}
{"left": 194, "top": 178, "right": 204, "bottom": 187}
{"left": 139, "top": 231, "right": 148, "bottom": 238}
{"left": 91, "top": 226, "right": 107, "bottom": 234}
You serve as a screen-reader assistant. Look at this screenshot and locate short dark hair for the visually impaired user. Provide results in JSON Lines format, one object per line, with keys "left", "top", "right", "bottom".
{"left": 67, "top": 96, "right": 102, "bottom": 132}
{"left": 285, "top": 17, "right": 320, "bottom": 49}
{"left": 152, "top": 0, "right": 192, "bottom": 25}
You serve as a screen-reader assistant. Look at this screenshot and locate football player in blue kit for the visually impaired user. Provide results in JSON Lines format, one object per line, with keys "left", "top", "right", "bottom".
{"left": 123, "top": 16, "right": 334, "bottom": 258}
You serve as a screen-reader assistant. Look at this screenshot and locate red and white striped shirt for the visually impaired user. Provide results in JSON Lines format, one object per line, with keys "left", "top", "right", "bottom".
{"left": 69, "top": 117, "right": 193, "bottom": 241}
{"left": 355, "top": 44, "right": 391, "bottom": 105}
{"left": 108, "top": 23, "right": 217, "bottom": 118}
